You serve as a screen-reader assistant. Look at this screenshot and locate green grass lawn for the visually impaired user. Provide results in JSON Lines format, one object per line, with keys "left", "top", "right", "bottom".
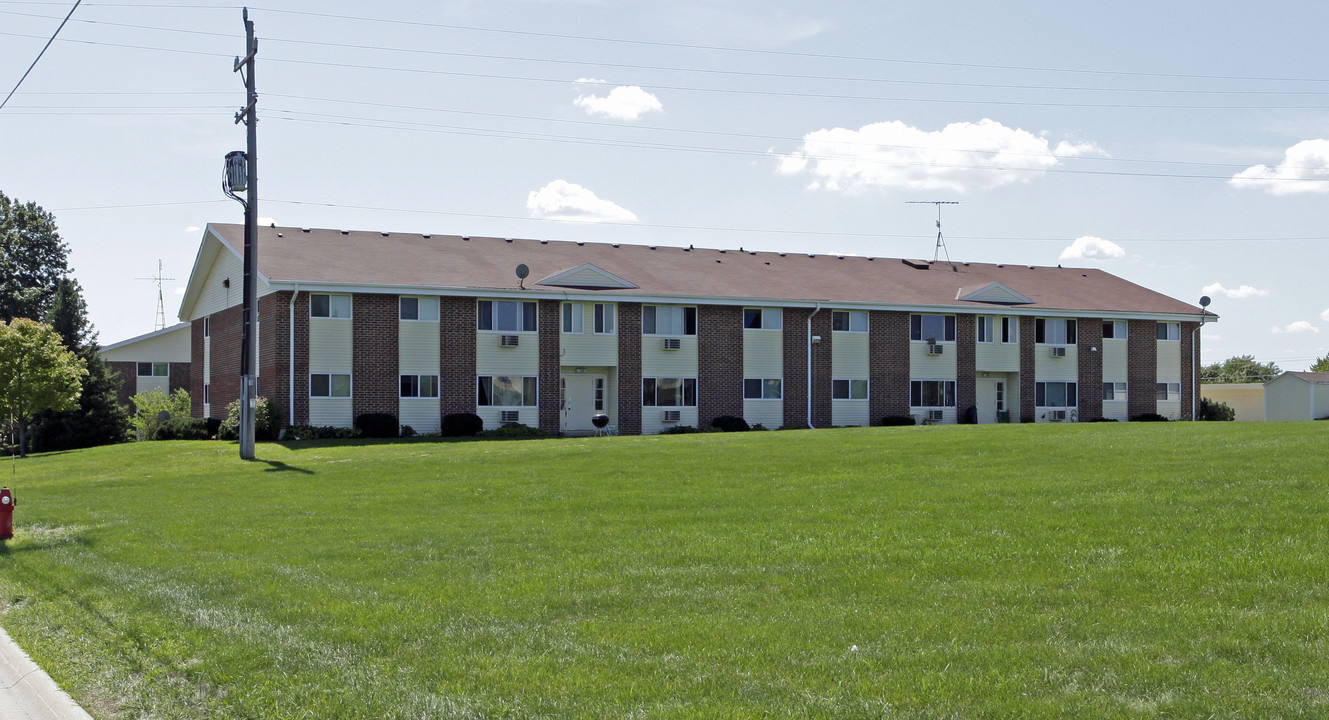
{"left": 1, "top": 422, "right": 1327, "bottom": 719}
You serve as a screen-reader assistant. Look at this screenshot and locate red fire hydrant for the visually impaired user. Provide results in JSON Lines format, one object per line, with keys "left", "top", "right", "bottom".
{"left": 0, "top": 487, "right": 13, "bottom": 540}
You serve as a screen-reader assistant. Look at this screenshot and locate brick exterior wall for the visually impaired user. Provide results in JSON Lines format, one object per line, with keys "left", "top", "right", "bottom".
{"left": 1077, "top": 318, "right": 1105, "bottom": 421}
{"left": 208, "top": 305, "right": 243, "bottom": 420}
{"left": 258, "top": 292, "right": 290, "bottom": 427}
{"left": 870, "top": 311, "right": 911, "bottom": 422}
{"left": 110, "top": 360, "right": 137, "bottom": 410}
{"left": 351, "top": 293, "right": 400, "bottom": 423}
{"left": 1128, "top": 319, "right": 1158, "bottom": 419}
{"left": 1180, "top": 321, "right": 1198, "bottom": 421}
{"left": 538, "top": 300, "right": 561, "bottom": 433}
{"left": 616, "top": 302, "right": 643, "bottom": 435}
{"left": 1019, "top": 322, "right": 1036, "bottom": 423}
{"left": 956, "top": 314, "right": 977, "bottom": 423}
{"left": 440, "top": 297, "right": 477, "bottom": 417}
{"left": 810, "top": 310, "right": 833, "bottom": 428}
{"left": 782, "top": 308, "right": 809, "bottom": 428}
{"left": 698, "top": 305, "right": 744, "bottom": 426}
{"left": 190, "top": 320, "right": 205, "bottom": 416}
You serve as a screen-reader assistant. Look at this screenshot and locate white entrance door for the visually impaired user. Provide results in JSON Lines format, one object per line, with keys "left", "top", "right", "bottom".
{"left": 975, "top": 378, "right": 1004, "bottom": 424}
{"left": 561, "top": 374, "right": 607, "bottom": 434}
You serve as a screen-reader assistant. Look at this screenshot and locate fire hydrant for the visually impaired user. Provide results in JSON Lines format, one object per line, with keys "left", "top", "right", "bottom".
{"left": 0, "top": 487, "right": 13, "bottom": 540}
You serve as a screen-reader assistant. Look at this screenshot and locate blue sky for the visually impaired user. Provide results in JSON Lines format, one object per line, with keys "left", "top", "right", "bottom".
{"left": 2, "top": 0, "right": 1327, "bottom": 369}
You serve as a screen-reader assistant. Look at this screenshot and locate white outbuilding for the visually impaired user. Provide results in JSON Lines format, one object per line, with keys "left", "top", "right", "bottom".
{"left": 1264, "top": 371, "right": 1329, "bottom": 422}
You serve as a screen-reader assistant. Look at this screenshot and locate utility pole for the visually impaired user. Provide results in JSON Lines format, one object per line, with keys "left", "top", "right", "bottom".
{"left": 234, "top": 7, "right": 259, "bottom": 460}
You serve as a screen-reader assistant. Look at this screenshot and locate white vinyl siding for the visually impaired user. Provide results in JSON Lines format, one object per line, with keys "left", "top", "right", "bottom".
{"left": 743, "top": 318, "right": 783, "bottom": 429}
{"left": 309, "top": 297, "right": 353, "bottom": 428}
{"left": 562, "top": 302, "right": 619, "bottom": 367}
{"left": 399, "top": 307, "right": 441, "bottom": 433}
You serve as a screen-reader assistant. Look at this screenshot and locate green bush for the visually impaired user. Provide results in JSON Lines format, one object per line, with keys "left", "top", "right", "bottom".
{"left": 355, "top": 412, "right": 399, "bottom": 439}
{"left": 150, "top": 417, "right": 212, "bottom": 441}
{"left": 129, "top": 387, "right": 191, "bottom": 440}
{"left": 217, "top": 396, "right": 283, "bottom": 441}
{"left": 710, "top": 415, "right": 750, "bottom": 432}
{"left": 659, "top": 425, "right": 721, "bottom": 435}
{"left": 1131, "top": 413, "right": 1170, "bottom": 422}
{"left": 1199, "top": 397, "right": 1236, "bottom": 421}
{"left": 281, "top": 425, "right": 362, "bottom": 441}
{"left": 478, "top": 423, "right": 551, "bottom": 440}
{"left": 441, "top": 413, "right": 484, "bottom": 437}
{"left": 878, "top": 416, "right": 917, "bottom": 427}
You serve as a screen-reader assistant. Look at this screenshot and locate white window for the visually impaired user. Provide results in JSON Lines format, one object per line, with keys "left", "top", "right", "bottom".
{"left": 743, "top": 308, "right": 783, "bottom": 330}
{"left": 1036, "top": 381, "right": 1078, "bottom": 407}
{"left": 1103, "top": 382, "right": 1127, "bottom": 401}
{"left": 202, "top": 317, "right": 210, "bottom": 338}
{"left": 981, "top": 316, "right": 1018, "bottom": 343}
{"left": 1103, "top": 320, "right": 1127, "bottom": 339}
{"left": 832, "top": 379, "right": 868, "bottom": 400}
{"left": 478, "top": 300, "right": 537, "bottom": 332}
{"left": 399, "top": 296, "right": 439, "bottom": 321}
{"left": 910, "top": 380, "right": 956, "bottom": 407}
{"left": 1035, "top": 318, "right": 1077, "bottom": 345}
{"left": 594, "top": 378, "right": 605, "bottom": 411}
{"left": 137, "top": 362, "right": 168, "bottom": 377}
{"left": 478, "top": 376, "right": 537, "bottom": 406}
{"left": 561, "top": 302, "right": 584, "bottom": 334}
{"left": 203, "top": 383, "right": 210, "bottom": 404}
{"left": 743, "top": 378, "right": 783, "bottom": 400}
{"left": 832, "top": 311, "right": 868, "bottom": 333}
{"left": 977, "top": 316, "right": 994, "bottom": 343}
{"left": 643, "top": 305, "right": 696, "bottom": 336}
{"left": 910, "top": 314, "right": 956, "bottom": 342}
{"left": 310, "top": 373, "right": 351, "bottom": 398}
{"left": 1157, "top": 322, "right": 1180, "bottom": 341}
{"left": 594, "top": 303, "right": 615, "bottom": 334}
{"left": 400, "top": 375, "right": 439, "bottom": 398}
{"left": 310, "top": 294, "right": 352, "bottom": 319}
{"left": 643, "top": 377, "right": 698, "bottom": 406}
{"left": 1156, "top": 382, "right": 1182, "bottom": 400}
{"left": 1000, "top": 317, "right": 1017, "bottom": 343}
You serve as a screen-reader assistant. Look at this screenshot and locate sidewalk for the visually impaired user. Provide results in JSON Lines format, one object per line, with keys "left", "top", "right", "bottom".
{"left": 0, "top": 624, "right": 93, "bottom": 720}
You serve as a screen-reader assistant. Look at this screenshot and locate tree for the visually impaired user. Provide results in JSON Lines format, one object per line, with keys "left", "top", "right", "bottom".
{"left": 29, "top": 278, "right": 131, "bottom": 451}
{"left": 1200, "top": 355, "right": 1281, "bottom": 384}
{"left": 1311, "top": 354, "right": 1329, "bottom": 373}
{"left": 0, "top": 191, "right": 70, "bottom": 323}
{"left": 128, "top": 386, "right": 191, "bottom": 440}
{"left": 0, "top": 318, "right": 86, "bottom": 457}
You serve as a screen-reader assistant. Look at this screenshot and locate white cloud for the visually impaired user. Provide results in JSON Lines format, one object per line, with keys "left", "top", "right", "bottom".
{"left": 1059, "top": 236, "right": 1125, "bottom": 261}
{"left": 575, "top": 78, "right": 607, "bottom": 85}
{"left": 777, "top": 119, "right": 1078, "bottom": 193}
{"left": 526, "top": 180, "right": 638, "bottom": 223}
{"left": 183, "top": 225, "right": 200, "bottom": 233}
{"left": 1321, "top": 308, "right": 1329, "bottom": 322}
{"left": 574, "top": 85, "right": 663, "bottom": 120}
{"left": 1230, "top": 139, "right": 1329, "bottom": 195}
{"left": 1201, "top": 282, "right": 1270, "bottom": 299}
{"left": 1271, "top": 321, "right": 1320, "bottom": 335}
{"left": 1202, "top": 333, "right": 1222, "bottom": 341}
{"left": 1053, "top": 140, "right": 1109, "bottom": 158}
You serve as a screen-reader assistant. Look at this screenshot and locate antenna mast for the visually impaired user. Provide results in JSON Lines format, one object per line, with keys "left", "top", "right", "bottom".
{"left": 135, "top": 259, "right": 175, "bottom": 331}
{"left": 907, "top": 201, "right": 959, "bottom": 264}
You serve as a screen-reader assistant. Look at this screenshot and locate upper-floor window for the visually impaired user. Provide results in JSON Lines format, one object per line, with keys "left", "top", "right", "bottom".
{"left": 310, "top": 294, "right": 351, "bottom": 319}
{"left": 910, "top": 314, "right": 956, "bottom": 342}
{"left": 1103, "top": 320, "right": 1127, "bottom": 339}
{"left": 137, "top": 362, "right": 168, "bottom": 377}
{"left": 399, "top": 296, "right": 439, "bottom": 321}
{"left": 643, "top": 305, "right": 696, "bottom": 336}
{"left": 832, "top": 310, "right": 868, "bottom": 333}
{"left": 1035, "top": 318, "right": 1077, "bottom": 345}
{"left": 1157, "top": 322, "right": 1180, "bottom": 341}
{"left": 562, "top": 302, "right": 584, "bottom": 334}
{"left": 594, "top": 303, "right": 615, "bottom": 334}
{"left": 977, "top": 316, "right": 1018, "bottom": 344}
{"left": 743, "top": 308, "right": 783, "bottom": 330}
{"left": 478, "top": 300, "right": 537, "bottom": 332}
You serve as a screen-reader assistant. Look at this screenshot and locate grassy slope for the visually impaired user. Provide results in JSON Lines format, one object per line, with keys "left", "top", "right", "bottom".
{"left": 0, "top": 422, "right": 1327, "bottom": 719}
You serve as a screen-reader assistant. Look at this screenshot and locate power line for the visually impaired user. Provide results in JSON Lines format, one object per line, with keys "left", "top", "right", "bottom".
{"left": 0, "top": 0, "right": 82, "bottom": 111}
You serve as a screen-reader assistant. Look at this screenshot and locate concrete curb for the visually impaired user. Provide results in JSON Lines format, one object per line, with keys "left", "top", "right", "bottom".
{"left": 0, "top": 624, "right": 93, "bottom": 720}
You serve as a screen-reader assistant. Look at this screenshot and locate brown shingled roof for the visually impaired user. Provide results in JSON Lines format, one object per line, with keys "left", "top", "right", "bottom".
{"left": 210, "top": 224, "right": 1204, "bottom": 317}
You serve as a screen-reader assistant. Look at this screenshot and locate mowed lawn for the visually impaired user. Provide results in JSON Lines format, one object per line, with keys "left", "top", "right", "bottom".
{"left": 1, "top": 422, "right": 1327, "bottom": 719}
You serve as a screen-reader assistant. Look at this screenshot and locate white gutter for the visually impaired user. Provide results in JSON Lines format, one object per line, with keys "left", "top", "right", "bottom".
{"left": 807, "top": 303, "right": 822, "bottom": 429}
{"left": 289, "top": 284, "right": 300, "bottom": 427}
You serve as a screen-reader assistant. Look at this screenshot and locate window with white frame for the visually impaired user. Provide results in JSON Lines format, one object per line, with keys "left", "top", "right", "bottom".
{"left": 1035, "top": 381, "right": 1078, "bottom": 407}
{"left": 981, "top": 316, "right": 1018, "bottom": 343}
{"left": 400, "top": 374, "right": 440, "bottom": 398}
{"left": 1156, "top": 382, "right": 1181, "bottom": 400}
{"left": 832, "top": 310, "right": 868, "bottom": 332}
{"left": 910, "top": 314, "right": 956, "bottom": 342}
{"left": 399, "top": 296, "right": 439, "bottom": 321}
{"left": 1035, "top": 318, "right": 1077, "bottom": 345}
{"left": 593, "top": 303, "right": 615, "bottom": 334}
{"left": 203, "top": 383, "right": 210, "bottom": 404}
{"left": 743, "top": 378, "right": 783, "bottom": 400}
{"left": 1103, "top": 382, "right": 1127, "bottom": 401}
{"left": 977, "top": 316, "right": 995, "bottom": 343}
{"left": 1103, "top": 320, "right": 1127, "bottom": 339}
{"left": 1000, "top": 316, "right": 1017, "bottom": 343}
{"left": 642, "top": 305, "right": 697, "bottom": 335}
{"left": 1157, "top": 322, "right": 1180, "bottom": 341}
{"left": 643, "top": 377, "right": 697, "bottom": 406}
{"left": 478, "top": 300, "right": 537, "bottom": 332}
{"left": 310, "top": 294, "right": 352, "bottom": 319}
{"left": 743, "top": 308, "right": 783, "bottom": 330}
{"left": 478, "top": 376, "right": 537, "bottom": 406}
{"left": 137, "top": 362, "right": 168, "bottom": 377}
{"left": 202, "top": 317, "right": 210, "bottom": 337}
{"left": 310, "top": 373, "right": 352, "bottom": 398}
{"left": 832, "top": 379, "right": 869, "bottom": 400}
{"left": 561, "top": 302, "right": 584, "bottom": 334}
{"left": 910, "top": 380, "right": 956, "bottom": 407}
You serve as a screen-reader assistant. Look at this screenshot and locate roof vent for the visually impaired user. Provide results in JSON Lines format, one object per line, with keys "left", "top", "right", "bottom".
{"left": 505, "top": 238, "right": 514, "bottom": 243}
{"left": 577, "top": 242, "right": 585, "bottom": 246}
{"left": 462, "top": 237, "right": 470, "bottom": 241}
{"left": 612, "top": 243, "right": 620, "bottom": 248}
{"left": 902, "top": 259, "right": 930, "bottom": 269}
{"left": 715, "top": 259, "right": 722, "bottom": 263}
{"left": 340, "top": 230, "right": 349, "bottom": 235}
{"left": 301, "top": 228, "right": 311, "bottom": 233}
{"left": 277, "top": 232, "right": 283, "bottom": 237}
{"left": 422, "top": 234, "right": 431, "bottom": 239}
{"left": 381, "top": 232, "right": 389, "bottom": 237}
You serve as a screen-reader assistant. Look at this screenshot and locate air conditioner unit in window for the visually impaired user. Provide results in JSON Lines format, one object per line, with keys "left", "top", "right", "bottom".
{"left": 662, "top": 409, "right": 681, "bottom": 423}
{"left": 927, "top": 344, "right": 944, "bottom": 355}
{"left": 500, "top": 410, "right": 520, "bottom": 423}
{"left": 1049, "top": 409, "right": 1067, "bottom": 421}
{"left": 927, "top": 409, "right": 945, "bottom": 422}
{"left": 662, "top": 337, "right": 682, "bottom": 350}
{"left": 1049, "top": 346, "right": 1067, "bottom": 358}
{"left": 499, "top": 334, "right": 520, "bottom": 347}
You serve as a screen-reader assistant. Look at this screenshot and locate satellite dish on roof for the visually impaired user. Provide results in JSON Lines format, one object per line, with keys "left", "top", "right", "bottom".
{"left": 516, "top": 263, "right": 529, "bottom": 289}
{"left": 1199, "top": 295, "right": 1211, "bottom": 308}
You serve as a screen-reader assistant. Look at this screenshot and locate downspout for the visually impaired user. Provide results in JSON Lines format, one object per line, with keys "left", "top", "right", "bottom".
{"left": 289, "top": 284, "right": 299, "bottom": 428}
{"left": 1192, "top": 308, "right": 1208, "bottom": 421}
{"left": 807, "top": 303, "right": 822, "bottom": 429}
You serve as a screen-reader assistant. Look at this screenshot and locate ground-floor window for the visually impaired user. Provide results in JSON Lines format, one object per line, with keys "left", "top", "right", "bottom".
{"left": 400, "top": 374, "right": 440, "bottom": 398}
{"left": 1036, "top": 381, "right": 1077, "bottom": 407}
{"left": 311, "top": 373, "right": 352, "bottom": 398}
{"left": 744, "top": 378, "right": 783, "bottom": 400}
{"left": 1156, "top": 382, "right": 1181, "bottom": 401}
{"left": 643, "top": 377, "right": 697, "bottom": 406}
{"left": 1103, "top": 381, "right": 1127, "bottom": 401}
{"left": 910, "top": 380, "right": 956, "bottom": 407}
{"left": 478, "top": 376, "right": 537, "bottom": 406}
{"left": 832, "top": 379, "right": 868, "bottom": 400}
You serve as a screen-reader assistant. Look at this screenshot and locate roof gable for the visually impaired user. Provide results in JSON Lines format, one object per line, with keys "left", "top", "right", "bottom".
{"left": 535, "top": 263, "right": 638, "bottom": 290}
{"left": 956, "top": 282, "right": 1034, "bottom": 305}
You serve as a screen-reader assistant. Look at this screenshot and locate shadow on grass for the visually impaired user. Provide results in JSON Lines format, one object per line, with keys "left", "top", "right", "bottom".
{"left": 257, "top": 459, "right": 315, "bottom": 475}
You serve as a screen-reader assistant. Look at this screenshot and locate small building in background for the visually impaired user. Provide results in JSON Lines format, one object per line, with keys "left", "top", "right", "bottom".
{"left": 100, "top": 323, "right": 192, "bottom": 409}
{"left": 1264, "top": 372, "right": 1329, "bottom": 422}
{"left": 1201, "top": 383, "right": 1265, "bottom": 421}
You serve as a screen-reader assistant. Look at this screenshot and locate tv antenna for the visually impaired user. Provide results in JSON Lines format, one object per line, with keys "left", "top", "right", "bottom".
{"left": 135, "top": 259, "right": 175, "bottom": 331}
{"left": 907, "top": 201, "right": 959, "bottom": 264}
